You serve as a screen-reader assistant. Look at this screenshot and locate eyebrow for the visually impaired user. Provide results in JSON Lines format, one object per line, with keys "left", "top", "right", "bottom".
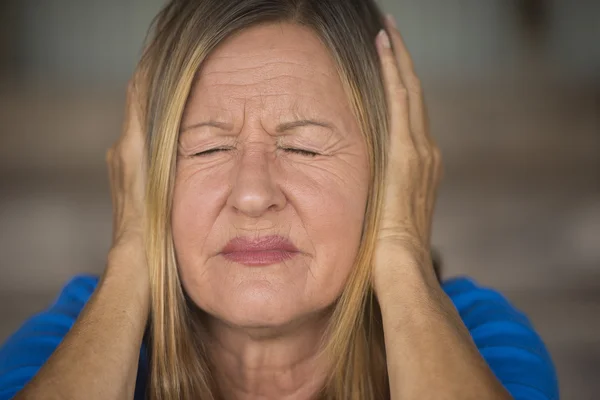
{"left": 276, "top": 119, "right": 334, "bottom": 133}
{"left": 180, "top": 119, "right": 334, "bottom": 134}
{"left": 180, "top": 120, "right": 233, "bottom": 133}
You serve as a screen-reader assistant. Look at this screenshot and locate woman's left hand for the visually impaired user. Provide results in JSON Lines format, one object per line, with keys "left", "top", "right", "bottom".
{"left": 373, "top": 15, "right": 443, "bottom": 295}
{"left": 372, "top": 18, "right": 513, "bottom": 400}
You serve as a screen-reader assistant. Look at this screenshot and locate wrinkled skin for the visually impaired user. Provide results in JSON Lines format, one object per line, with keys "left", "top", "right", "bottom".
{"left": 172, "top": 23, "right": 370, "bottom": 331}
{"left": 103, "top": 16, "right": 446, "bottom": 399}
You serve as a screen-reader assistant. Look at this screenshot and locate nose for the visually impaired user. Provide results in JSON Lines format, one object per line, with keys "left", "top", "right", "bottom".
{"left": 227, "top": 146, "right": 286, "bottom": 218}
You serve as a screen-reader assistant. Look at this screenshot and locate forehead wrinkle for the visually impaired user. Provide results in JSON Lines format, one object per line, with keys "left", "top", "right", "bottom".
{"left": 201, "top": 45, "right": 339, "bottom": 78}
{"left": 185, "top": 24, "right": 357, "bottom": 138}
{"left": 201, "top": 74, "right": 336, "bottom": 95}
{"left": 187, "top": 82, "right": 349, "bottom": 134}
{"left": 206, "top": 53, "right": 314, "bottom": 72}
{"left": 201, "top": 22, "right": 340, "bottom": 76}
{"left": 198, "top": 61, "right": 339, "bottom": 86}
{"left": 196, "top": 74, "right": 344, "bottom": 113}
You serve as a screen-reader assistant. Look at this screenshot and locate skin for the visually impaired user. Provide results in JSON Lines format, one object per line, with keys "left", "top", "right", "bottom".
{"left": 172, "top": 22, "right": 368, "bottom": 398}
{"left": 373, "top": 17, "right": 511, "bottom": 399}
{"left": 14, "top": 15, "right": 511, "bottom": 400}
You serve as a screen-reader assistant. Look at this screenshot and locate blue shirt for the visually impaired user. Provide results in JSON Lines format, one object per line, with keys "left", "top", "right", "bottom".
{"left": 0, "top": 275, "right": 559, "bottom": 399}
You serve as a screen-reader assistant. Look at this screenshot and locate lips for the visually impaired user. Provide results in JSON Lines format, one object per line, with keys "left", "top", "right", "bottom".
{"left": 220, "top": 235, "right": 300, "bottom": 266}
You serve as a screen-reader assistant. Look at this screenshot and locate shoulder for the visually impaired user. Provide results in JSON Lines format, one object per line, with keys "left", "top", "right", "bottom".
{"left": 441, "top": 276, "right": 538, "bottom": 333}
{"left": 1, "top": 274, "right": 100, "bottom": 351}
{"left": 441, "top": 276, "right": 560, "bottom": 400}
{"left": 49, "top": 274, "right": 100, "bottom": 310}
{"left": 0, "top": 275, "right": 100, "bottom": 399}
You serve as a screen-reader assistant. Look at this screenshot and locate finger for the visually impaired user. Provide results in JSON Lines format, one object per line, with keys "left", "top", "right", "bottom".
{"left": 384, "top": 16, "right": 437, "bottom": 245}
{"left": 376, "top": 29, "right": 414, "bottom": 154}
{"left": 384, "top": 15, "right": 431, "bottom": 151}
{"left": 119, "top": 73, "right": 148, "bottom": 184}
{"left": 123, "top": 80, "right": 145, "bottom": 141}
{"left": 121, "top": 61, "right": 150, "bottom": 146}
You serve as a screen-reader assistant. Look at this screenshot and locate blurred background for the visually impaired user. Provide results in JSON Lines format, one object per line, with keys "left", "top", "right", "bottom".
{"left": 0, "top": 0, "right": 598, "bottom": 398}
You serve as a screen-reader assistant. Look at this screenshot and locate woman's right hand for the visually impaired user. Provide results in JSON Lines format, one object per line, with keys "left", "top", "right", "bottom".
{"left": 105, "top": 73, "right": 148, "bottom": 271}
{"left": 13, "top": 74, "right": 152, "bottom": 400}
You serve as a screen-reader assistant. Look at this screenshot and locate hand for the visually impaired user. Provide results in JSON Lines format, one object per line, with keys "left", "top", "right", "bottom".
{"left": 105, "top": 71, "right": 148, "bottom": 267}
{"left": 373, "top": 16, "right": 443, "bottom": 293}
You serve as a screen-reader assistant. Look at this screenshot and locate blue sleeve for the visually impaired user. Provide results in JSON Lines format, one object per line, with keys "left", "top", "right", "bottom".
{"left": 442, "top": 276, "right": 559, "bottom": 400}
{"left": 0, "top": 275, "right": 99, "bottom": 399}
{"left": 0, "top": 275, "right": 149, "bottom": 400}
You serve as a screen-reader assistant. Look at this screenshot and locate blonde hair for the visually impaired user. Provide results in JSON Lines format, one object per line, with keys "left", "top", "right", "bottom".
{"left": 141, "top": 0, "right": 394, "bottom": 398}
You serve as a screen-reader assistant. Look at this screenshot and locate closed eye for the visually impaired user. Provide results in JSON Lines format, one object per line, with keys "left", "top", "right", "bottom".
{"left": 282, "top": 148, "right": 319, "bottom": 157}
{"left": 192, "top": 147, "right": 318, "bottom": 157}
{"left": 193, "top": 147, "right": 233, "bottom": 156}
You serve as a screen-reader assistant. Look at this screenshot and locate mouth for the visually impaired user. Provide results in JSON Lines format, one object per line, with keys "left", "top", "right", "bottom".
{"left": 220, "top": 235, "right": 300, "bottom": 266}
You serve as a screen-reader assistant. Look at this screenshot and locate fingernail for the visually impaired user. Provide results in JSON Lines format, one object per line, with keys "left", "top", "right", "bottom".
{"left": 386, "top": 14, "right": 397, "bottom": 28}
{"left": 378, "top": 29, "right": 391, "bottom": 49}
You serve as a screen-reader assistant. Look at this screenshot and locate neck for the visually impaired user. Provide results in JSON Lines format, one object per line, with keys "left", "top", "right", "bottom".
{"left": 205, "top": 311, "right": 331, "bottom": 400}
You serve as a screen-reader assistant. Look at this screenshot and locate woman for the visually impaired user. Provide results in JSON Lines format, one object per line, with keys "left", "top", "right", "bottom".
{"left": 0, "top": 0, "right": 558, "bottom": 399}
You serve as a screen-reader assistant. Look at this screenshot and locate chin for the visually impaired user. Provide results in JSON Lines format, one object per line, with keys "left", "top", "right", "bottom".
{"left": 216, "top": 285, "right": 303, "bottom": 328}
{"left": 182, "top": 268, "right": 336, "bottom": 330}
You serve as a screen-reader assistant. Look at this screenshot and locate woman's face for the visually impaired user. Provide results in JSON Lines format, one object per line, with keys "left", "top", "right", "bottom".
{"left": 172, "top": 22, "right": 369, "bottom": 328}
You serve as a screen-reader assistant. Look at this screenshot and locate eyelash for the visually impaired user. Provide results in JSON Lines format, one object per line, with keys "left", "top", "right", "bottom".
{"left": 193, "top": 147, "right": 319, "bottom": 157}
{"left": 281, "top": 147, "right": 319, "bottom": 157}
{"left": 193, "top": 147, "right": 231, "bottom": 157}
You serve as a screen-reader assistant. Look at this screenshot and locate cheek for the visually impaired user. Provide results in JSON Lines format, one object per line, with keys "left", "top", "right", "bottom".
{"left": 171, "top": 153, "right": 370, "bottom": 320}
{"left": 282, "top": 159, "right": 369, "bottom": 286}
{"left": 171, "top": 166, "right": 229, "bottom": 275}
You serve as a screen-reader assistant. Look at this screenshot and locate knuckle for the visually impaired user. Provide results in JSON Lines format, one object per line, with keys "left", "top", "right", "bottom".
{"left": 405, "top": 75, "right": 422, "bottom": 93}
{"left": 419, "top": 146, "right": 433, "bottom": 162}
{"left": 125, "top": 82, "right": 136, "bottom": 103}
{"left": 383, "top": 51, "right": 397, "bottom": 66}
{"left": 126, "top": 76, "right": 138, "bottom": 94}
{"left": 393, "top": 85, "right": 408, "bottom": 100}
{"left": 432, "top": 146, "right": 442, "bottom": 161}
{"left": 382, "top": 58, "right": 398, "bottom": 78}
{"left": 106, "top": 148, "right": 118, "bottom": 165}
{"left": 112, "top": 139, "right": 124, "bottom": 154}
{"left": 125, "top": 78, "right": 143, "bottom": 109}
{"left": 403, "top": 150, "right": 420, "bottom": 167}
